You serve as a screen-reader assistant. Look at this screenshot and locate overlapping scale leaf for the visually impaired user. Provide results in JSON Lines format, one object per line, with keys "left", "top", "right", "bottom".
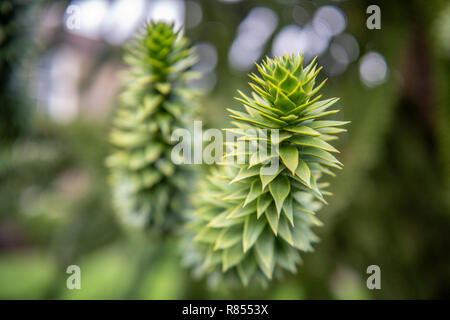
{"left": 106, "top": 21, "right": 199, "bottom": 231}
{"left": 183, "top": 53, "right": 347, "bottom": 286}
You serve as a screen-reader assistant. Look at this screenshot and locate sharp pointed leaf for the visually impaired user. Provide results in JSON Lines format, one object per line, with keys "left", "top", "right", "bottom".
{"left": 265, "top": 204, "right": 279, "bottom": 235}
{"left": 278, "top": 145, "right": 299, "bottom": 175}
{"left": 257, "top": 193, "right": 272, "bottom": 219}
{"left": 295, "top": 159, "right": 311, "bottom": 187}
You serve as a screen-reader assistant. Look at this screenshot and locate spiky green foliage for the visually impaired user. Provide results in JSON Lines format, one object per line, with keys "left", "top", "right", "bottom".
{"left": 0, "top": 0, "right": 37, "bottom": 142}
{"left": 106, "top": 21, "right": 198, "bottom": 230}
{"left": 183, "top": 54, "right": 348, "bottom": 286}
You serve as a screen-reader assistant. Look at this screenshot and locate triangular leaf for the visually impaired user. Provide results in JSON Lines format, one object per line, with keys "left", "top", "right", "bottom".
{"left": 274, "top": 89, "right": 296, "bottom": 113}
{"left": 282, "top": 195, "right": 294, "bottom": 227}
{"left": 269, "top": 175, "right": 290, "bottom": 215}
{"left": 302, "top": 147, "right": 342, "bottom": 164}
{"left": 278, "top": 216, "right": 294, "bottom": 246}
{"left": 291, "top": 136, "right": 339, "bottom": 153}
{"left": 295, "top": 159, "right": 311, "bottom": 187}
{"left": 260, "top": 166, "right": 281, "bottom": 190}
{"left": 230, "top": 166, "right": 260, "bottom": 184}
{"left": 277, "top": 244, "right": 300, "bottom": 273}
{"left": 309, "top": 120, "right": 350, "bottom": 129}
{"left": 255, "top": 229, "right": 275, "bottom": 271}
{"left": 265, "top": 203, "right": 279, "bottom": 235}
{"left": 243, "top": 179, "right": 264, "bottom": 207}
{"left": 236, "top": 255, "right": 257, "bottom": 286}
{"left": 222, "top": 243, "right": 246, "bottom": 271}
{"left": 209, "top": 211, "right": 245, "bottom": 228}
{"left": 243, "top": 215, "right": 267, "bottom": 252}
{"left": 257, "top": 193, "right": 272, "bottom": 219}
{"left": 214, "top": 226, "right": 242, "bottom": 250}
{"left": 292, "top": 227, "right": 313, "bottom": 252}
{"left": 285, "top": 125, "right": 320, "bottom": 136}
{"left": 194, "top": 226, "right": 222, "bottom": 244}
